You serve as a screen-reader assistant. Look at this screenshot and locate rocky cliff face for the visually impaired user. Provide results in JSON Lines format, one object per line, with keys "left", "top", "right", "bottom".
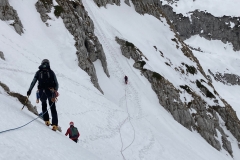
{"left": 209, "top": 69, "right": 240, "bottom": 86}
{"left": 129, "top": 0, "right": 240, "bottom": 51}
{"left": 115, "top": 37, "right": 238, "bottom": 156}
{"left": 0, "top": 0, "right": 24, "bottom": 35}
{"left": 35, "top": 0, "right": 110, "bottom": 94}
{"left": 161, "top": 7, "right": 240, "bottom": 51}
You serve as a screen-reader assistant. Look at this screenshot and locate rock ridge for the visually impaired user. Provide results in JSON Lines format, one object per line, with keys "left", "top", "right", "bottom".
{"left": 0, "top": 0, "right": 24, "bottom": 35}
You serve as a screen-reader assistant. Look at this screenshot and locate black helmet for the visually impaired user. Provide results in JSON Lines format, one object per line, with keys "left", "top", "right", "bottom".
{"left": 41, "top": 59, "right": 50, "bottom": 65}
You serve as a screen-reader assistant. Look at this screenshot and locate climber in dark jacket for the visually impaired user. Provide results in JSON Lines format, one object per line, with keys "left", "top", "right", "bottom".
{"left": 124, "top": 75, "right": 128, "bottom": 84}
{"left": 27, "top": 59, "right": 59, "bottom": 131}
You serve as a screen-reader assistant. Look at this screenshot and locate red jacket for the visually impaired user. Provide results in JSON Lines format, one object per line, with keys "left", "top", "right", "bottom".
{"left": 65, "top": 127, "right": 80, "bottom": 140}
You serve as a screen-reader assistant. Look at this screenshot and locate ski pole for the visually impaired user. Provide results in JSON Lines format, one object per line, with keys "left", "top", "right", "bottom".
{"left": 21, "top": 96, "right": 29, "bottom": 110}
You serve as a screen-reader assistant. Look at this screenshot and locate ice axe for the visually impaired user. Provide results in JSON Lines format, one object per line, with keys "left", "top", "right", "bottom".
{"left": 21, "top": 96, "right": 29, "bottom": 110}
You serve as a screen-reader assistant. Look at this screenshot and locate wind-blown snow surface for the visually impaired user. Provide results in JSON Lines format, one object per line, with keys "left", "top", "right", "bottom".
{"left": 161, "top": 0, "right": 240, "bottom": 17}
{"left": 0, "top": 0, "right": 238, "bottom": 159}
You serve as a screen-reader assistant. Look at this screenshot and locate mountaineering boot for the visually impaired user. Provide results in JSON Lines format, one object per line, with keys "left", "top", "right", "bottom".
{"left": 45, "top": 121, "right": 51, "bottom": 126}
{"left": 52, "top": 125, "right": 58, "bottom": 131}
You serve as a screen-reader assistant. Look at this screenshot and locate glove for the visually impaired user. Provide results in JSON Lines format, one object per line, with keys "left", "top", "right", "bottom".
{"left": 55, "top": 91, "right": 59, "bottom": 97}
{"left": 27, "top": 90, "right": 31, "bottom": 96}
{"left": 49, "top": 88, "right": 55, "bottom": 92}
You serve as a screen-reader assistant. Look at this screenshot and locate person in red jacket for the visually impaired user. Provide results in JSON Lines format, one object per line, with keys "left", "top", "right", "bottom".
{"left": 65, "top": 121, "right": 80, "bottom": 143}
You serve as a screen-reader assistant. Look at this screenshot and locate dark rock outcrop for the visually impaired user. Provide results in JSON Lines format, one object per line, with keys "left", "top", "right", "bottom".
{"left": 0, "top": 51, "right": 5, "bottom": 60}
{"left": 0, "top": 0, "right": 24, "bottom": 35}
{"left": 124, "top": 0, "right": 130, "bottom": 6}
{"left": 209, "top": 69, "right": 240, "bottom": 86}
{"left": 35, "top": 0, "right": 53, "bottom": 23}
{"left": 93, "top": 0, "right": 120, "bottom": 7}
{"left": 216, "top": 105, "right": 240, "bottom": 142}
{"left": 131, "top": 0, "right": 162, "bottom": 18}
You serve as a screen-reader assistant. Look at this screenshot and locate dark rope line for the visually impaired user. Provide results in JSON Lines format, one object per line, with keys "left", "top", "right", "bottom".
{"left": 120, "top": 86, "right": 136, "bottom": 160}
{"left": 0, "top": 91, "right": 55, "bottom": 134}
{"left": 122, "top": 87, "right": 136, "bottom": 152}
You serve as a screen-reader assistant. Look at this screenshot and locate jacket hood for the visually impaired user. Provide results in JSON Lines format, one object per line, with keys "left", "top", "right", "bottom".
{"left": 38, "top": 63, "right": 50, "bottom": 70}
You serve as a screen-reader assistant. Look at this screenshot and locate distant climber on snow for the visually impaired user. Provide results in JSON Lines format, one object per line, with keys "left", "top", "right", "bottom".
{"left": 124, "top": 75, "right": 128, "bottom": 84}
{"left": 27, "top": 59, "right": 59, "bottom": 131}
{"left": 65, "top": 121, "right": 80, "bottom": 143}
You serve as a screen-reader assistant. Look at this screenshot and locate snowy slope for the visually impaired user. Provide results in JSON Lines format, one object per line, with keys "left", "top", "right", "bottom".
{"left": 0, "top": 87, "right": 99, "bottom": 160}
{"left": 0, "top": 0, "right": 239, "bottom": 160}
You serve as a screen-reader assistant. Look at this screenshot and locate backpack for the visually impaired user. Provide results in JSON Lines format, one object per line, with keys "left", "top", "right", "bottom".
{"left": 38, "top": 69, "right": 55, "bottom": 89}
{"left": 70, "top": 127, "right": 79, "bottom": 138}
